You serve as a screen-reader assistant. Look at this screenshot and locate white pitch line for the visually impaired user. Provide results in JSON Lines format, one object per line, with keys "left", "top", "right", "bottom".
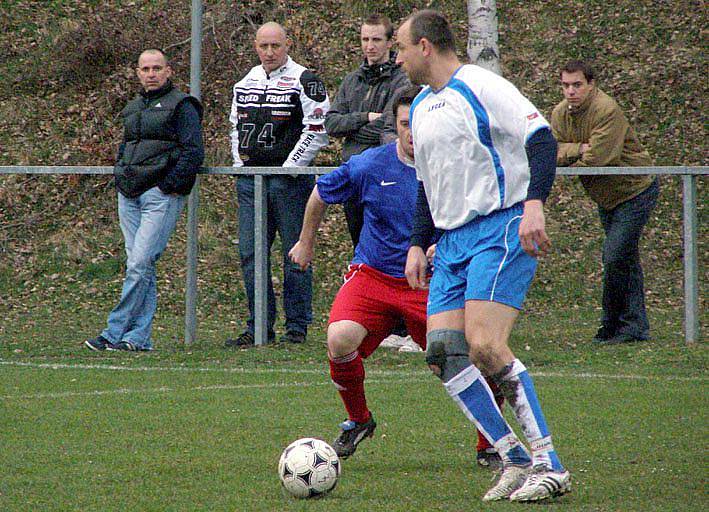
{"left": 0, "top": 359, "right": 706, "bottom": 382}
{"left": 0, "top": 378, "right": 407, "bottom": 400}
{"left": 0, "top": 360, "right": 324, "bottom": 374}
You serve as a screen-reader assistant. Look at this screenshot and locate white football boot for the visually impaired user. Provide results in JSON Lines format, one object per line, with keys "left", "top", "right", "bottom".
{"left": 509, "top": 464, "right": 571, "bottom": 502}
{"left": 482, "top": 464, "right": 530, "bottom": 501}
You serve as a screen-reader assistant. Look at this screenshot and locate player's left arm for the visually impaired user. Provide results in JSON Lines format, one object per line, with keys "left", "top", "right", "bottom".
{"left": 406, "top": 181, "right": 436, "bottom": 289}
{"left": 520, "top": 127, "right": 557, "bottom": 257}
{"left": 284, "top": 70, "right": 330, "bottom": 167}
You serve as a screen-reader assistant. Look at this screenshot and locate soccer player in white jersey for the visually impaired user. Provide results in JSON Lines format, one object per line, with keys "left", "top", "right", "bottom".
{"left": 396, "top": 10, "right": 570, "bottom": 502}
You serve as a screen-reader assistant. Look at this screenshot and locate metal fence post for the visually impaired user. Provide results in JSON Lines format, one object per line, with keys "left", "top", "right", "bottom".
{"left": 254, "top": 174, "right": 269, "bottom": 345}
{"left": 683, "top": 174, "right": 699, "bottom": 343}
{"left": 184, "top": 0, "right": 203, "bottom": 345}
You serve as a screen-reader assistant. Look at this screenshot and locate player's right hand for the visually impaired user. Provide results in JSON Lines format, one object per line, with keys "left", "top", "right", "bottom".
{"left": 288, "top": 240, "right": 313, "bottom": 271}
{"left": 405, "top": 246, "right": 429, "bottom": 290}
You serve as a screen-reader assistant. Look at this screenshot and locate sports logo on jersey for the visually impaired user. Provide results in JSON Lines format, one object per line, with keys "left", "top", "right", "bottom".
{"left": 308, "top": 108, "right": 325, "bottom": 121}
{"left": 300, "top": 71, "right": 327, "bottom": 102}
{"left": 380, "top": 180, "right": 397, "bottom": 186}
{"left": 280, "top": 76, "right": 296, "bottom": 82}
{"left": 427, "top": 101, "right": 446, "bottom": 112}
{"left": 290, "top": 133, "right": 315, "bottom": 163}
{"left": 265, "top": 94, "right": 292, "bottom": 104}
{"left": 238, "top": 93, "right": 260, "bottom": 103}
{"left": 527, "top": 112, "right": 539, "bottom": 120}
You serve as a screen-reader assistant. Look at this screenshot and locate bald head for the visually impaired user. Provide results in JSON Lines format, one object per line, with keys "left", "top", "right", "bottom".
{"left": 256, "top": 22, "right": 287, "bottom": 40}
{"left": 254, "top": 22, "right": 290, "bottom": 73}
{"left": 138, "top": 49, "right": 168, "bottom": 66}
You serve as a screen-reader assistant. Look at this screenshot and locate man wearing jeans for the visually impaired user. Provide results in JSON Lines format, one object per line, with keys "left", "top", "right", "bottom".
{"left": 226, "top": 22, "right": 329, "bottom": 347}
{"left": 552, "top": 60, "right": 659, "bottom": 345}
{"left": 85, "top": 48, "right": 204, "bottom": 352}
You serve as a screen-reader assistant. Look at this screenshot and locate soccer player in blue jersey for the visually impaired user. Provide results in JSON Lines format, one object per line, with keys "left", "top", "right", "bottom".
{"left": 396, "top": 10, "right": 570, "bottom": 502}
{"left": 289, "top": 86, "right": 432, "bottom": 459}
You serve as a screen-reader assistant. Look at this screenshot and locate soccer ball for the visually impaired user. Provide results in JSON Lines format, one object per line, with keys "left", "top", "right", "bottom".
{"left": 278, "top": 437, "right": 341, "bottom": 498}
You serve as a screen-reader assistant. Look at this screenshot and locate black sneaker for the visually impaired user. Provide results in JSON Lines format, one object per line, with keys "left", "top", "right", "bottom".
{"left": 477, "top": 448, "right": 503, "bottom": 470}
{"left": 224, "top": 331, "right": 254, "bottom": 348}
{"left": 592, "top": 326, "right": 615, "bottom": 343}
{"left": 111, "top": 341, "right": 140, "bottom": 351}
{"left": 84, "top": 335, "right": 112, "bottom": 352}
{"left": 280, "top": 330, "right": 306, "bottom": 344}
{"left": 605, "top": 333, "right": 642, "bottom": 345}
{"left": 332, "top": 416, "right": 377, "bottom": 459}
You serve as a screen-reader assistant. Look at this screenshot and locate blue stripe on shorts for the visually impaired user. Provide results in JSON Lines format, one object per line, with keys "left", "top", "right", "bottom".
{"left": 427, "top": 203, "right": 537, "bottom": 315}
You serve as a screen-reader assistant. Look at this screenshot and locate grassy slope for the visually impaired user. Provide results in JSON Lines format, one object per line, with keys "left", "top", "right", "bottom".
{"left": 0, "top": 0, "right": 705, "bottom": 348}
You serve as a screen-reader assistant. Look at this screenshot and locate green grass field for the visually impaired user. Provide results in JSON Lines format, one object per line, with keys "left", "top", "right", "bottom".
{"left": 1, "top": 316, "right": 706, "bottom": 512}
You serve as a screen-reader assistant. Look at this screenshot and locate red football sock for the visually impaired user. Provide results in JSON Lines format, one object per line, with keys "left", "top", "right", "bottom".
{"left": 476, "top": 377, "right": 506, "bottom": 451}
{"left": 329, "top": 351, "right": 370, "bottom": 424}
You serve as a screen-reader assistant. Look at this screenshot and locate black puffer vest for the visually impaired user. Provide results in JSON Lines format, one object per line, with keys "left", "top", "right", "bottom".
{"left": 114, "top": 83, "right": 190, "bottom": 198}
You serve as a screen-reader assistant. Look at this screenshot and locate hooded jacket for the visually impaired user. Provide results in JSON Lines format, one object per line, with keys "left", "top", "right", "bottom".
{"left": 325, "top": 55, "right": 410, "bottom": 162}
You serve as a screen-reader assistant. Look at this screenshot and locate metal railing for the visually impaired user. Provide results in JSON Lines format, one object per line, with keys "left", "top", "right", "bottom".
{"left": 0, "top": 165, "right": 705, "bottom": 344}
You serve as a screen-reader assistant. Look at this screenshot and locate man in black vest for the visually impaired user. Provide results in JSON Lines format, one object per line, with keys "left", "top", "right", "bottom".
{"left": 85, "top": 49, "right": 204, "bottom": 352}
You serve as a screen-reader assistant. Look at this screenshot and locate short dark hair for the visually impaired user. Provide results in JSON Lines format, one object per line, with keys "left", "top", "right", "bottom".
{"left": 392, "top": 85, "right": 422, "bottom": 118}
{"left": 561, "top": 60, "right": 594, "bottom": 82}
{"left": 363, "top": 14, "right": 394, "bottom": 40}
{"left": 407, "top": 9, "right": 456, "bottom": 54}
{"left": 137, "top": 48, "right": 170, "bottom": 67}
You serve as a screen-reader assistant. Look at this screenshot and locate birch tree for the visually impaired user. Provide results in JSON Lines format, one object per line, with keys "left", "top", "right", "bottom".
{"left": 467, "top": 0, "right": 501, "bottom": 75}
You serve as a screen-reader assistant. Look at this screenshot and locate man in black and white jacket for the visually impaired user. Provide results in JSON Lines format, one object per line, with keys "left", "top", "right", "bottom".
{"left": 227, "top": 22, "right": 329, "bottom": 347}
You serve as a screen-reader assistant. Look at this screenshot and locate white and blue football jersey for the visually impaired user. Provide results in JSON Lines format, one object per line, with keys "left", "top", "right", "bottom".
{"left": 410, "top": 64, "right": 549, "bottom": 230}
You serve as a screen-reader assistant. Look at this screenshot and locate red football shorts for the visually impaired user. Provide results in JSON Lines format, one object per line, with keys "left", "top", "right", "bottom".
{"left": 328, "top": 264, "right": 428, "bottom": 358}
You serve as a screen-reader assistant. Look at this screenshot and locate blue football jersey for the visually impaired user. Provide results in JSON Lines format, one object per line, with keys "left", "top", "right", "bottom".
{"left": 317, "top": 142, "right": 419, "bottom": 277}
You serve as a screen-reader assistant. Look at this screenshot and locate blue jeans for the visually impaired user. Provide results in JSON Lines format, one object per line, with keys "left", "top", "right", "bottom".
{"left": 598, "top": 179, "right": 659, "bottom": 340}
{"left": 236, "top": 175, "right": 314, "bottom": 337}
{"left": 101, "top": 187, "right": 185, "bottom": 350}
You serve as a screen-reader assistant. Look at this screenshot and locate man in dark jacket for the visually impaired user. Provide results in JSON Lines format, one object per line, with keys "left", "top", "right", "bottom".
{"left": 324, "top": 14, "right": 410, "bottom": 248}
{"left": 85, "top": 48, "right": 204, "bottom": 352}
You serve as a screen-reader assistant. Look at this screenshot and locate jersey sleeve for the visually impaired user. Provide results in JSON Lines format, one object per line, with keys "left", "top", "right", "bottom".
{"left": 315, "top": 160, "right": 358, "bottom": 204}
{"left": 228, "top": 82, "right": 244, "bottom": 168}
{"left": 481, "top": 76, "right": 549, "bottom": 144}
{"left": 283, "top": 70, "right": 330, "bottom": 167}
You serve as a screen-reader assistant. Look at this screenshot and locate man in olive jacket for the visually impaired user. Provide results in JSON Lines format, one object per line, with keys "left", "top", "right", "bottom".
{"left": 551, "top": 60, "right": 658, "bottom": 345}
{"left": 324, "top": 14, "right": 410, "bottom": 248}
{"left": 85, "top": 48, "right": 204, "bottom": 352}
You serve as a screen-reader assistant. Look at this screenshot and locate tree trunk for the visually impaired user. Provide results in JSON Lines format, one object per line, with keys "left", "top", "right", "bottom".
{"left": 467, "top": 0, "right": 501, "bottom": 75}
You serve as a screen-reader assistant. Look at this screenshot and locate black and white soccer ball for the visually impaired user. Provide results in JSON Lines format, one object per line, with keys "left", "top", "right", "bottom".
{"left": 278, "top": 437, "right": 341, "bottom": 498}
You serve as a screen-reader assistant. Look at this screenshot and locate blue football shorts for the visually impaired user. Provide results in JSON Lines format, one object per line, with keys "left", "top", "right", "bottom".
{"left": 427, "top": 202, "right": 537, "bottom": 315}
